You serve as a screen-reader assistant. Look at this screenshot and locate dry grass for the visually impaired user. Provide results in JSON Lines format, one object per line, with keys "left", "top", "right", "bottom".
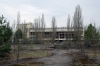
{"left": 1, "top": 50, "right": 51, "bottom": 66}
{"left": 67, "top": 52, "right": 100, "bottom": 66}
{"left": 85, "top": 51, "right": 100, "bottom": 59}
{"left": 10, "top": 50, "right": 52, "bottom": 61}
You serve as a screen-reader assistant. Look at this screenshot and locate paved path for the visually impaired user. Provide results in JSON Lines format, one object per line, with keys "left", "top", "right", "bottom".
{"left": 0, "top": 49, "right": 79, "bottom": 66}
{"left": 36, "top": 49, "right": 74, "bottom": 66}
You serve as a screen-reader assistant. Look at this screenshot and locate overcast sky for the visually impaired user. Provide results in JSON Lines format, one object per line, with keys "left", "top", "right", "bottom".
{"left": 0, "top": 0, "right": 100, "bottom": 27}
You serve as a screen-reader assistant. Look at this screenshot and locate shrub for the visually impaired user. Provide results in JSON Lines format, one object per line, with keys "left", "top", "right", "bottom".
{"left": 0, "top": 44, "right": 11, "bottom": 58}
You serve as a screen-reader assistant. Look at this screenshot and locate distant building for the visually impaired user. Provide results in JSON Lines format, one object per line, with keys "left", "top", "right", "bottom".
{"left": 17, "top": 23, "right": 84, "bottom": 43}
{"left": 17, "top": 22, "right": 33, "bottom": 39}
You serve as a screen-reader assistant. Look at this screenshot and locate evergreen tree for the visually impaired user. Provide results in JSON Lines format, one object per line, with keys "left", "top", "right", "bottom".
{"left": 84, "top": 24, "right": 100, "bottom": 46}
{"left": 0, "top": 15, "right": 12, "bottom": 58}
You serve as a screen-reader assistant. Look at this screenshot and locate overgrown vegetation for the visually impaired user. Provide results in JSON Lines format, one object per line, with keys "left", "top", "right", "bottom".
{"left": 84, "top": 24, "right": 100, "bottom": 47}
{"left": 0, "top": 15, "right": 12, "bottom": 58}
{"left": 1, "top": 4, "right": 100, "bottom": 66}
{"left": 11, "top": 50, "right": 52, "bottom": 61}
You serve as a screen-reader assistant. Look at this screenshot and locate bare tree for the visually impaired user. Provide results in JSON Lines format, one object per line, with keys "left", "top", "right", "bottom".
{"left": 33, "top": 14, "right": 46, "bottom": 44}
{"left": 70, "top": 21, "right": 73, "bottom": 52}
{"left": 38, "top": 16, "right": 41, "bottom": 43}
{"left": 66, "top": 15, "right": 70, "bottom": 52}
{"left": 51, "top": 16, "right": 57, "bottom": 45}
{"left": 67, "top": 15, "right": 70, "bottom": 43}
{"left": 92, "top": 23, "right": 98, "bottom": 57}
{"left": 16, "top": 11, "right": 20, "bottom": 65}
{"left": 12, "top": 19, "right": 16, "bottom": 53}
{"left": 23, "top": 20, "right": 26, "bottom": 39}
{"left": 34, "top": 18, "right": 39, "bottom": 44}
{"left": 17, "top": 12, "right": 20, "bottom": 29}
{"left": 41, "top": 14, "right": 45, "bottom": 44}
{"left": 34, "top": 17, "right": 43, "bottom": 44}
{"left": 73, "top": 5, "right": 83, "bottom": 53}
{"left": 93, "top": 23, "right": 97, "bottom": 57}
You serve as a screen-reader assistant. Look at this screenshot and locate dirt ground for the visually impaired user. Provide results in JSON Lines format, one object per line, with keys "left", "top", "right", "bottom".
{"left": 0, "top": 49, "right": 79, "bottom": 66}
{"left": 35, "top": 49, "right": 76, "bottom": 66}
{"left": 0, "top": 49, "right": 100, "bottom": 66}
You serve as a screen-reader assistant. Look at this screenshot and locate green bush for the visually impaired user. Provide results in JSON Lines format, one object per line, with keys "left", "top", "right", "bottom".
{"left": 0, "top": 15, "right": 12, "bottom": 58}
{"left": 0, "top": 44, "right": 11, "bottom": 58}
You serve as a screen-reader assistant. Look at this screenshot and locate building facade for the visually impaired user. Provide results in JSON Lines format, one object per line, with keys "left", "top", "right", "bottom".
{"left": 17, "top": 23, "right": 84, "bottom": 43}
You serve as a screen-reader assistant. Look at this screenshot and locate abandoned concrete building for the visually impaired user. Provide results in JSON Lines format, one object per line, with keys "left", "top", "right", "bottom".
{"left": 17, "top": 22, "right": 84, "bottom": 43}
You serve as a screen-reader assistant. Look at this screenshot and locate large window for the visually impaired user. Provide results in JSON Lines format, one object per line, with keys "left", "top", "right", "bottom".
{"left": 66, "top": 33, "right": 74, "bottom": 38}
{"left": 45, "top": 32, "right": 50, "bottom": 38}
{"left": 30, "top": 32, "right": 33, "bottom": 35}
{"left": 30, "top": 32, "right": 35, "bottom": 35}
{"left": 60, "top": 34, "right": 64, "bottom": 38}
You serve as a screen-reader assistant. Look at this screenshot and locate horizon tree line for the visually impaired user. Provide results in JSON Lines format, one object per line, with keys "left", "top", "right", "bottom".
{"left": 12, "top": 5, "right": 100, "bottom": 47}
